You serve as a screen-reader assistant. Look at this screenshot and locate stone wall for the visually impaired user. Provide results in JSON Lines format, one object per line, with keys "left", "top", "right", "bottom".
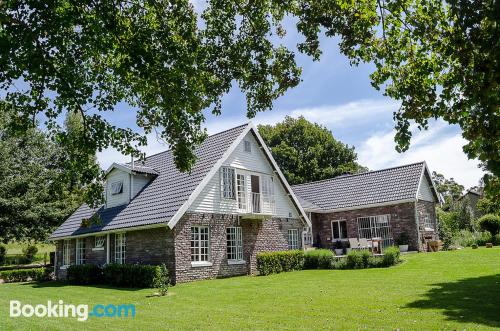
{"left": 173, "top": 212, "right": 304, "bottom": 283}
{"left": 311, "top": 202, "right": 421, "bottom": 251}
{"left": 416, "top": 199, "right": 439, "bottom": 251}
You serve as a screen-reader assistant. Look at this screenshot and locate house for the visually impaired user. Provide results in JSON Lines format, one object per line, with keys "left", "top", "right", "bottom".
{"left": 457, "top": 189, "right": 483, "bottom": 219}
{"left": 50, "top": 123, "right": 311, "bottom": 283}
{"left": 292, "top": 162, "right": 440, "bottom": 252}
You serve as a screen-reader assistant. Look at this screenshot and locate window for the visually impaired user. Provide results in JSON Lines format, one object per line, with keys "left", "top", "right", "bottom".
{"left": 422, "top": 213, "right": 434, "bottom": 230}
{"left": 262, "top": 176, "right": 275, "bottom": 202}
{"left": 288, "top": 229, "right": 299, "bottom": 250}
{"left": 244, "top": 140, "right": 252, "bottom": 153}
{"left": 63, "top": 240, "right": 71, "bottom": 265}
{"left": 191, "top": 226, "right": 210, "bottom": 262}
{"left": 331, "top": 220, "right": 348, "bottom": 240}
{"left": 94, "top": 235, "right": 105, "bottom": 248}
{"left": 221, "top": 167, "right": 235, "bottom": 199}
{"left": 236, "top": 174, "right": 247, "bottom": 210}
{"left": 76, "top": 238, "right": 86, "bottom": 265}
{"left": 110, "top": 181, "right": 123, "bottom": 195}
{"left": 227, "top": 227, "right": 243, "bottom": 261}
{"left": 115, "top": 233, "right": 126, "bottom": 264}
{"left": 357, "top": 215, "right": 393, "bottom": 248}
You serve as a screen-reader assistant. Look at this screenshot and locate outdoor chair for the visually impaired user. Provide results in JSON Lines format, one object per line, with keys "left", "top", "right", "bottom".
{"left": 359, "top": 238, "right": 371, "bottom": 250}
{"left": 349, "top": 238, "right": 361, "bottom": 250}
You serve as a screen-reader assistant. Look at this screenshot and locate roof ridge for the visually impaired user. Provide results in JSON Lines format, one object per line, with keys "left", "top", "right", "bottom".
{"left": 129, "top": 122, "right": 250, "bottom": 162}
{"left": 292, "top": 161, "right": 426, "bottom": 187}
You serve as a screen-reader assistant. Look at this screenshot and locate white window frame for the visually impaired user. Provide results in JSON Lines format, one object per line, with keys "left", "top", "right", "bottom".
{"left": 221, "top": 167, "right": 236, "bottom": 199}
{"left": 62, "top": 239, "right": 71, "bottom": 266}
{"left": 110, "top": 181, "right": 123, "bottom": 195}
{"left": 227, "top": 227, "right": 244, "bottom": 263}
{"left": 244, "top": 140, "right": 252, "bottom": 153}
{"left": 422, "top": 212, "right": 434, "bottom": 230}
{"left": 94, "top": 235, "right": 105, "bottom": 250}
{"left": 115, "top": 233, "right": 126, "bottom": 264}
{"left": 288, "top": 229, "right": 300, "bottom": 250}
{"left": 331, "top": 220, "right": 348, "bottom": 240}
{"left": 76, "top": 238, "right": 86, "bottom": 265}
{"left": 236, "top": 173, "right": 247, "bottom": 211}
{"left": 191, "top": 226, "right": 211, "bottom": 266}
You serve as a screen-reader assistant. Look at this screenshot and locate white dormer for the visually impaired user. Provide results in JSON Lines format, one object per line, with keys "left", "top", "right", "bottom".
{"left": 104, "top": 163, "right": 158, "bottom": 208}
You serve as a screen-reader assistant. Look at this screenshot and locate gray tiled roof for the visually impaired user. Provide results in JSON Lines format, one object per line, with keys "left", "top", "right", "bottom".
{"left": 119, "top": 163, "right": 159, "bottom": 176}
{"left": 292, "top": 162, "right": 427, "bottom": 211}
{"left": 50, "top": 124, "right": 247, "bottom": 239}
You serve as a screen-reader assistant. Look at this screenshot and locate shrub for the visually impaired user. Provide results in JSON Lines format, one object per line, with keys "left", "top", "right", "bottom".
{"left": 256, "top": 250, "right": 304, "bottom": 275}
{"left": 67, "top": 264, "right": 102, "bottom": 284}
{"left": 0, "top": 267, "right": 51, "bottom": 283}
{"left": 303, "top": 249, "right": 334, "bottom": 269}
{"left": 154, "top": 264, "right": 170, "bottom": 296}
{"left": 23, "top": 245, "right": 38, "bottom": 263}
{"left": 478, "top": 214, "right": 500, "bottom": 238}
{"left": 332, "top": 258, "right": 347, "bottom": 270}
{"left": 452, "top": 229, "right": 492, "bottom": 247}
{"left": 0, "top": 245, "right": 6, "bottom": 265}
{"left": 346, "top": 250, "right": 371, "bottom": 269}
{"left": 102, "top": 264, "right": 164, "bottom": 288}
{"left": 368, "top": 256, "right": 384, "bottom": 268}
{"left": 382, "top": 247, "right": 401, "bottom": 267}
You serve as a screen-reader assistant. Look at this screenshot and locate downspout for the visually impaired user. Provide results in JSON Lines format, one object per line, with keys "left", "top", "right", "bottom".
{"left": 53, "top": 242, "right": 57, "bottom": 278}
{"left": 106, "top": 234, "right": 110, "bottom": 264}
{"left": 415, "top": 200, "right": 421, "bottom": 252}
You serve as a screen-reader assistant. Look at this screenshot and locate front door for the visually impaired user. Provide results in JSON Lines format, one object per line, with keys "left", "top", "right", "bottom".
{"left": 250, "top": 175, "right": 260, "bottom": 213}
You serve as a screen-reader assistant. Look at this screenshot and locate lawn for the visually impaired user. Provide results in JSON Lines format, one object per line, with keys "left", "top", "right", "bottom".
{"left": 1, "top": 248, "right": 499, "bottom": 330}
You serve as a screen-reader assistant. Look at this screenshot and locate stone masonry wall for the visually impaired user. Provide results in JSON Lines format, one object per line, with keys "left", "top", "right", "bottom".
{"left": 311, "top": 202, "right": 421, "bottom": 251}
{"left": 173, "top": 212, "right": 304, "bottom": 283}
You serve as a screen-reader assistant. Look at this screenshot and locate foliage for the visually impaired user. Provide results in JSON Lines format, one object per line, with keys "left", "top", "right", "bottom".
{"left": 154, "top": 263, "right": 170, "bottom": 296}
{"left": 0, "top": 110, "right": 84, "bottom": 242}
{"left": 451, "top": 229, "right": 494, "bottom": 248}
{"left": 0, "top": 267, "right": 51, "bottom": 283}
{"left": 478, "top": 214, "right": 500, "bottom": 238}
{"left": 102, "top": 264, "right": 165, "bottom": 288}
{"left": 477, "top": 197, "right": 500, "bottom": 215}
{"left": 256, "top": 250, "right": 304, "bottom": 275}
{"left": 22, "top": 245, "right": 38, "bottom": 263}
{"left": 381, "top": 247, "right": 401, "bottom": 267}
{"left": 0, "top": 245, "right": 5, "bottom": 265}
{"left": 258, "top": 116, "right": 367, "bottom": 185}
{"left": 454, "top": 198, "right": 475, "bottom": 231}
{"left": 303, "top": 249, "right": 335, "bottom": 269}
{"left": 437, "top": 207, "right": 459, "bottom": 249}
{"left": 67, "top": 264, "right": 102, "bottom": 285}
{"left": 432, "top": 172, "right": 465, "bottom": 209}
{"left": 346, "top": 250, "right": 372, "bottom": 269}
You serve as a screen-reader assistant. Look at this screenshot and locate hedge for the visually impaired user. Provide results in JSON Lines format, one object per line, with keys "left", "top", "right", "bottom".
{"left": 67, "top": 264, "right": 103, "bottom": 285}
{"left": 303, "top": 249, "right": 335, "bottom": 269}
{"left": 257, "top": 247, "right": 402, "bottom": 275}
{"left": 256, "top": 250, "right": 304, "bottom": 275}
{"left": 0, "top": 267, "right": 52, "bottom": 283}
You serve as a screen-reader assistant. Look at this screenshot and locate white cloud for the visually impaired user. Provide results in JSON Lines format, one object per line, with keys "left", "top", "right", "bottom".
{"left": 97, "top": 132, "right": 169, "bottom": 170}
{"left": 358, "top": 122, "right": 484, "bottom": 188}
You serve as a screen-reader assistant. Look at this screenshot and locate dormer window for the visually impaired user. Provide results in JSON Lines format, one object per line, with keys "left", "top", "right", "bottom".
{"left": 110, "top": 181, "right": 123, "bottom": 195}
{"left": 244, "top": 140, "right": 252, "bottom": 153}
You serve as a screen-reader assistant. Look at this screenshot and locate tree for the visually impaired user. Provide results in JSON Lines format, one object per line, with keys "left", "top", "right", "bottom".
{"left": 1, "top": 0, "right": 498, "bottom": 206}
{"left": 477, "top": 214, "right": 500, "bottom": 238}
{"left": 0, "top": 110, "right": 83, "bottom": 243}
{"left": 432, "top": 172, "right": 464, "bottom": 210}
{"left": 258, "top": 116, "right": 367, "bottom": 185}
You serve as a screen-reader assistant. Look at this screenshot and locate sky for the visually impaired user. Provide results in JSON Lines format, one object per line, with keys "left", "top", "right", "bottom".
{"left": 97, "top": 16, "right": 484, "bottom": 189}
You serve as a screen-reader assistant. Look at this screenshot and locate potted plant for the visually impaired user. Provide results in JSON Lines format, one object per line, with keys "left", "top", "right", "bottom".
{"left": 334, "top": 240, "right": 344, "bottom": 256}
{"left": 396, "top": 233, "right": 410, "bottom": 253}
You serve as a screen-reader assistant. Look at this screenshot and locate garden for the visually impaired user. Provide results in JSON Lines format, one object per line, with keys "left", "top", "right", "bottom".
{"left": 0, "top": 247, "right": 499, "bottom": 330}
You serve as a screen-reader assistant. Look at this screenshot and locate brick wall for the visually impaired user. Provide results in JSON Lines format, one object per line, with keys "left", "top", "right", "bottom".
{"left": 173, "top": 212, "right": 304, "bottom": 283}
{"left": 311, "top": 202, "right": 422, "bottom": 251}
{"left": 416, "top": 200, "right": 439, "bottom": 251}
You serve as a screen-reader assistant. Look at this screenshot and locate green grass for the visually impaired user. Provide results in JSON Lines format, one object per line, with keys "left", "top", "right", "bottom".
{"left": 1, "top": 248, "right": 499, "bottom": 330}
{"left": 3, "top": 242, "right": 55, "bottom": 255}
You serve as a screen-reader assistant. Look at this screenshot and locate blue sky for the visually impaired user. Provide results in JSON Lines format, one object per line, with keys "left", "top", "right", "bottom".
{"left": 97, "top": 14, "right": 483, "bottom": 189}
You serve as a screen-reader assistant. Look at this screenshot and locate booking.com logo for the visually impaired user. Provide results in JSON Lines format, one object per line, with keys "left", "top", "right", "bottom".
{"left": 10, "top": 300, "right": 136, "bottom": 322}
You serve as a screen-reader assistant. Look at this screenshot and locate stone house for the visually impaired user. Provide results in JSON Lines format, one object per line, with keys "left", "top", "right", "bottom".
{"left": 50, "top": 123, "right": 311, "bottom": 283}
{"left": 292, "top": 162, "right": 440, "bottom": 252}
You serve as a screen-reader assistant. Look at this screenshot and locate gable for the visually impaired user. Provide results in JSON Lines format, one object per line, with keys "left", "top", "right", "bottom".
{"left": 417, "top": 173, "right": 436, "bottom": 202}
{"left": 188, "top": 131, "right": 299, "bottom": 218}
